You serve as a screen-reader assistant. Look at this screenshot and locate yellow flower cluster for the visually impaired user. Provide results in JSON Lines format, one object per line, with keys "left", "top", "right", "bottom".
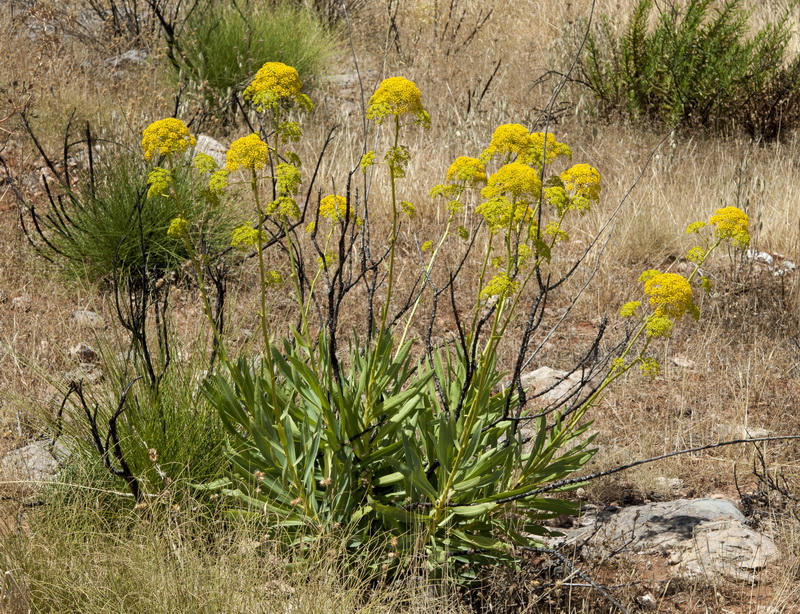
{"left": 480, "top": 124, "right": 571, "bottom": 166}
{"left": 231, "top": 225, "right": 267, "bottom": 249}
{"left": 142, "top": 118, "right": 196, "bottom": 161}
{"left": 225, "top": 134, "right": 270, "bottom": 172}
{"left": 446, "top": 156, "right": 487, "bottom": 186}
{"left": 639, "top": 270, "right": 696, "bottom": 320}
{"left": 560, "top": 164, "right": 601, "bottom": 201}
{"left": 193, "top": 153, "right": 218, "bottom": 173}
{"left": 360, "top": 151, "right": 376, "bottom": 172}
{"left": 265, "top": 196, "right": 301, "bottom": 220}
{"left": 475, "top": 196, "right": 532, "bottom": 232}
{"left": 366, "top": 77, "right": 430, "bottom": 125}
{"left": 708, "top": 206, "right": 749, "bottom": 248}
{"left": 481, "top": 162, "right": 541, "bottom": 200}
{"left": 527, "top": 132, "right": 572, "bottom": 166}
{"left": 479, "top": 273, "right": 519, "bottom": 300}
{"left": 167, "top": 216, "right": 189, "bottom": 238}
{"left": 686, "top": 221, "right": 705, "bottom": 234}
{"left": 275, "top": 163, "right": 301, "bottom": 196}
{"left": 686, "top": 246, "right": 705, "bottom": 263}
{"left": 146, "top": 167, "right": 171, "bottom": 199}
{"left": 208, "top": 169, "right": 229, "bottom": 194}
{"left": 640, "top": 357, "right": 661, "bottom": 377}
{"left": 480, "top": 124, "right": 531, "bottom": 162}
{"left": 319, "top": 195, "right": 355, "bottom": 221}
{"left": 645, "top": 316, "right": 674, "bottom": 338}
{"left": 619, "top": 301, "right": 641, "bottom": 318}
{"left": 264, "top": 270, "right": 283, "bottom": 287}
{"left": 243, "top": 62, "right": 313, "bottom": 112}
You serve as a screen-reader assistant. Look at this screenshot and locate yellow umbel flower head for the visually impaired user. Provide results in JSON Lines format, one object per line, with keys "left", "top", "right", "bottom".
{"left": 619, "top": 301, "right": 641, "bottom": 318}
{"left": 142, "top": 118, "right": 196, "bottom": 161}
{"left": 225, "top": 134, "right": 270, "bottom": 172}
{"left": 146, "top": 167, "right": 171, "bottom": 199}
{"left": 481, "top": 162, "right": 541, "bottom": 200}
{"left": 243, "top": 62, "right": 313, "bottom": 112}
{"left": 708, "top": 206, "right": 750, "bottom": 248}
{"left": 475, "top": 196, "right": 533, "bottom": 232}
{"left": 479, "top": 273, "right": 519, "bottom": 301}
{"left": 231, "top": 225, "right": 267, "bottom": 249}
{"left": 639, "top": 271, "right": 697, "bottom": 320}
{"left": 265, "top": 196, "right": 301, "bottom": 220}
{"left": 481, "top": 124, "right": 531, "bottom": 163}
{"left": 645, "top": 315, "right": 674, "bottom": 338}
{"left": 275, "top": 163, "right": 301, "bottom": 196}
{"left": 559, "top": 163, "right": 601, "bottom": 212}
{"left": 208, "top": 169, "right": 229, "bottom": 194}
{"left": 167, "top": 216, "right": 189, "bottom": 238}
{"left": 367, "top": 77, "right": 430, "bottom": 126}
{"left": 561, "top": 164, "right": 601, "bottom": 201}
{"left": 446, "top": 156, "right": 487, "bottom": 186}
{"left": 524, "top": 132, "right": 572, "bottom": 166}
{"left": 322, "top": 195, "right": 358, "bottom": 221}
{"left": 193, "top": 153, "right": 218, "bottom": 173}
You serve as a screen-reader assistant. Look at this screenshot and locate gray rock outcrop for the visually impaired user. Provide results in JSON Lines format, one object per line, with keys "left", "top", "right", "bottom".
{"left": 551, "top": 498, "right": 778, "bottom": 583}
{"left": 1, "top": 440, "right": 70, "bottom": 484}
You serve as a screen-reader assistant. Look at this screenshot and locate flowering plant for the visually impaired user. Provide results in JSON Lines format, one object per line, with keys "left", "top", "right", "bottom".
{"left": 143, "top": 63, "right": 749, "bottom": 580}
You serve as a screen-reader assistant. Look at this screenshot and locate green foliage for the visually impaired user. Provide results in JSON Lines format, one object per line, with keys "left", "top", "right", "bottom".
{"left": 203, "top": 333, "right": 595, "bottom": 578}
{"left": 171, "top": 1, "right": 340, "bottom": 117}
{"left": 59, "top": 343, "right": 229, "bottom": 495}
{"left": 582, "top": 0, "right": 800, "bottom": 139}
{"left": 39, "top": 150, "right": 229, "bottom": 283}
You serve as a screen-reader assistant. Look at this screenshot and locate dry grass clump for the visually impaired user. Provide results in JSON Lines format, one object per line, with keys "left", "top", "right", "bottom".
{"left": 2, "top": 0, "right": 800, "bottom": 611}
{"left": 1, "top": 475, "right": 466, "bottom": 614}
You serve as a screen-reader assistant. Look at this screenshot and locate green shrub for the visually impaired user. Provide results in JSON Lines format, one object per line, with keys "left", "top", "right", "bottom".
{"left": 170, "top": 1, "right": 340, "bottom": 118}
{"left": 53, "top": 340, "right": 229, "bottom": 499}
{"left": 24, "top": 147, "right": 230, "bottom": 284}
{"left": 582, "top": 0, "right": 800, "bottom": 139}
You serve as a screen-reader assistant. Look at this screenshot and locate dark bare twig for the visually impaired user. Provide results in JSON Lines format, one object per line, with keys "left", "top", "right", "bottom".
{"left": 73, "top": 378, "right": 144, "bottom": 502}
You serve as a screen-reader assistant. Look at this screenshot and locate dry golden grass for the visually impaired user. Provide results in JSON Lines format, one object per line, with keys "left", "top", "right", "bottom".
{"left": 2, "top": 0, "right": 800, "bottom": 611}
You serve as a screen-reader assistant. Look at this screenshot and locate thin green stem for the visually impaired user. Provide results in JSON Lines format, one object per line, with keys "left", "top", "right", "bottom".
{"left": 380, "top": 114, "right": 402, "bottom": 332}
{"left": 165, "top": 155, "right": 226, "bottom": 362}
{"left": 398, "top": 218, "right": 454, "bottom": 347}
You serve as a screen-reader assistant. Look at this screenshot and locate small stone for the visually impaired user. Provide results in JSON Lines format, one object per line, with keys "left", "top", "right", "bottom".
{"left": 670, "top": 355, "right": 695, "bottom": 369}
{"left": 1, "top": 440, "right": 70, "bottom": 484}
{"left": 519, "top": 367, "right": 585, "bottom": 405}
{"left": 713, "top": 423, "right": 772, "bottom": 440}
{"left": 64, "top": 363, "right": 103, "bottom": 385}
{"left": 654, "top": 476, "right": 684, "bottom": 492}
{"left": 11, "top": 294, "right": 30, "bottom": 311}
{"left": 104, "top": 49, "right": 148, "bottom": 67}
{"left": 70, "top": 309, "right": 105, "bottom": 329}
{"left": 70, "top": 342, "right": 98, "bottom": 363}
{"left": 550, "top": 498, "right": 779, "bottom": 583}
{"left": 635, "top": 593, "right": 657, "bottom": 610}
